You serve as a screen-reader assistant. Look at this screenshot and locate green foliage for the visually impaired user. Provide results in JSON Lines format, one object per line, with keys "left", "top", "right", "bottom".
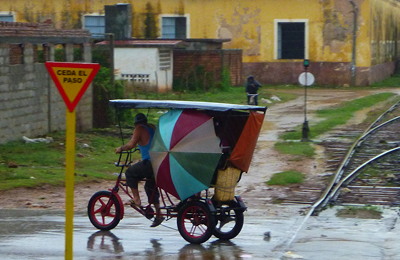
{"left": 173, "top": 66, "right": 233, "bottom": 92}
{"left": 219, "top": 67, "right": 232, "bottom": 90}
{"left": 93, "top": 67, "right": 112, "bottom": 89}
{"left": 274, "top": 141, "right": 315, "bottom": 157}
{"left": 54, "top": 48, "right": 65, "bottom": 62}
{"left": 92, "top": 48, "right": 111, "bottom": 68}
{"left": 37, "top": 49, "right": 45, "bottom": 63}
{"left": 281, "top": 92, "right": 396, "bottom": 140}
{"left": 37, "top": 47, "right": 82, "bottom": 63}
{"left": 73, "top": 47, "right": 83, "bottom": 61}
{"left": 173, "top": 65, "right": 217, "bottom": 92}
{"left": 266, "top": 170, "right": 305, "bottom": 185}
{"left": 92, "top": 67, "right": 126, "bottom": 127}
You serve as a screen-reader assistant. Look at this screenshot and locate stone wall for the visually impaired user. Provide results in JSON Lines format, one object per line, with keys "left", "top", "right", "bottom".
{"left": 0, "top": 22, "right": 92, "bottom": 144}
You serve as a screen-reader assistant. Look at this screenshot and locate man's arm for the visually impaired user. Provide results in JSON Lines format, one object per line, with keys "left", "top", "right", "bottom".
{"left": 115, "top": 127, "right": 142, "bottom": 153}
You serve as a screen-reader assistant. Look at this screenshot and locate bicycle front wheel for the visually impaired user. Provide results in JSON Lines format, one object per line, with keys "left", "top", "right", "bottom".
{"left": 88, "top": 191, "right": 122, "bottom": 230}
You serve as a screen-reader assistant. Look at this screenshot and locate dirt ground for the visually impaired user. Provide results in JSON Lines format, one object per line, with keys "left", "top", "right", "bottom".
{"left": 1, "top": 88, "right": 399, "bottom": 212}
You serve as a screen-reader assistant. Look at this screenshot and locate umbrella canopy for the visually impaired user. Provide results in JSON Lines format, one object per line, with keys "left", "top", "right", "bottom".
{"left": 149, "top": 109, "right": 222, "bottom": 200}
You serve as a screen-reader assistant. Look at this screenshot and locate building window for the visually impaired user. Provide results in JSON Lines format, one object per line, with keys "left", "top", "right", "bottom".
{"left": 276, "top": 21, "right": 307, "bottom": 59}
{"left": 83, "top": 15, "right": 105, "bottom": 38}
{"left": 161, "top": 16, "right": 187, "bottom": 39}
{"left": 0, "top": 14, "right": 14, "bottom": 22}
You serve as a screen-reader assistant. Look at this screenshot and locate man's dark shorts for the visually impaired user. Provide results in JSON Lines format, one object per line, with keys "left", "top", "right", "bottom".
{"left": 125, "top": 160, "right": 159, "bottom": 204}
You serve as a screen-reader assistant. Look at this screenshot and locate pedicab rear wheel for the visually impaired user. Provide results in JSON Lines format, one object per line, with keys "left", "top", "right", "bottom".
{"left": 177, "top": 200, "right": 216, "bottom": 244}
{"left": 88, "top": 191, "right": 122, "bottom": 230}
{"left": 213, "top": 201, "right": 244, "bottom": 240}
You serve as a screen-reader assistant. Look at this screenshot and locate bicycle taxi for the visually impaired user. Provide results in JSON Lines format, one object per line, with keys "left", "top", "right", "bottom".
{"left": 88, "top": 99, "right": 267, "bottom": 244}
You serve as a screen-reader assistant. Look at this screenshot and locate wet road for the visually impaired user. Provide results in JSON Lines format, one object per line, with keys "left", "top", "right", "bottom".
{"left": 1, "top": 206, "right": 399, "bottom": 259}
{"left": 0, "top": 208, "right": 292, "bottom": 259}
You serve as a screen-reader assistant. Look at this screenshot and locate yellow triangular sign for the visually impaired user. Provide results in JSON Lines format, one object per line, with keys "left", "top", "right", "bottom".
{"left": 45, "top": 62, "right": 100, "bottom": 112}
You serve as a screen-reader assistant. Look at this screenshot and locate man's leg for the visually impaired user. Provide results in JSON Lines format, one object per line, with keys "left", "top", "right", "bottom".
{"left": 145, "top": 179, "right": 164, "bottom": 227}
{"left": 126, "top": 162, "right": 147, "bottom": 206}
{"left": 130, "top": 187, "right": 141, "bottom": 206}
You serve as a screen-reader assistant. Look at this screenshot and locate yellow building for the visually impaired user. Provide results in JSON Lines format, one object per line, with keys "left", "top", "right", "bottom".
{"left": 3, "top": 0, "right": 400, "bottom": 86}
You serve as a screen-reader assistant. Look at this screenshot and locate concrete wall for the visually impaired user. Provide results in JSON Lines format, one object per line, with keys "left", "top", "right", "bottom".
{"left": 0, "top": 22, "right": 92, "bottom": 144}
{"left": 1, "top": 45, "right": 59, "bottom": 143}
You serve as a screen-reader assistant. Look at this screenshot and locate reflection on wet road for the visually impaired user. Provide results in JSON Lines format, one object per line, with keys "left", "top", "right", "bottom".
{"left": 0, "top": 209, "right": 279, "bottom": 259}
{"left": 1, "top": 207, "right": 399, "bottom": 259}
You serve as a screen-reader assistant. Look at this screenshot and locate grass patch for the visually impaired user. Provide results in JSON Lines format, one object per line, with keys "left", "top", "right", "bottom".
{"left": 0, "top": 130, "right": 128, "bottom": 190}
{"left": 336, "top": 205, "right": 382, "bottom": 219}
{"left": 281, "top": 92, "right": 396, "bottom": 140}
{"left": 3, "top": 85, "right": 396, "bottom": 191}
{"left": 266, "top": 170, "right": 305, "bottom": 185}
{"left": 0, "top": 86, "right": 295, "bottom": 191}
{"left": 128, "top": 85, "right": 294, "bottom": 105}
{"left": 370, "top": 73, "right": 400, "bottom": 88}
{"left": 274, "top": 141, "right": 315, "bottom": 157}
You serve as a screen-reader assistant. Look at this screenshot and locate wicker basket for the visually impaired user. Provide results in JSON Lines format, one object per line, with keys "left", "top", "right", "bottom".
{"left": 213, "top": 166, "right": 241, "bottom": 202}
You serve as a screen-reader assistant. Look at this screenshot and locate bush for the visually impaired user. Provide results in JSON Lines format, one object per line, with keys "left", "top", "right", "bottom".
{"left": 92, "top": 67, "right": 126, "bottom": 127}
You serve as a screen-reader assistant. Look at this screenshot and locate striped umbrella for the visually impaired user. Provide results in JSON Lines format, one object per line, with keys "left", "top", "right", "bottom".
{"left": 149, "top": 109, "right": 222, "bottom": 200}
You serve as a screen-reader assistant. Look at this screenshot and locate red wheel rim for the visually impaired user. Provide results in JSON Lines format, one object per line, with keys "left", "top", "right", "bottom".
{"left": 180, "top": 205, "right": 209, "bottom": 239}
{"left": 90, "top": 195, "right": 117, "bottom": 227}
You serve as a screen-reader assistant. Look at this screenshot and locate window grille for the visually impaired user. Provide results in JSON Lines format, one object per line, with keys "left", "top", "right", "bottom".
{"left": 159, "top": 49, "right": 171, "bottom": 70}
{"left": 277, "top": 22, "right": 305, "bottom": 59}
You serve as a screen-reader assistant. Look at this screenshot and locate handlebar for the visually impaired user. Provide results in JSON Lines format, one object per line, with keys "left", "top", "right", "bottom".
{"left": 115, "top": 148, "right": 139, "bottom": 167}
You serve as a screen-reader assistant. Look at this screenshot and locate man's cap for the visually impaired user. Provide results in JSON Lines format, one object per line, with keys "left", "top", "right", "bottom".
{"left": 134, "top": 113, "right": 147, "bottom": 124}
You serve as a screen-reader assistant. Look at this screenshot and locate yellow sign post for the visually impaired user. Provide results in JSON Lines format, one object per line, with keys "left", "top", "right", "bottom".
{"left": 64, "top": 110, "right": 76, "bottom": 260}
{"left": 45, "top": 62, "right": 100, "bottom": 260}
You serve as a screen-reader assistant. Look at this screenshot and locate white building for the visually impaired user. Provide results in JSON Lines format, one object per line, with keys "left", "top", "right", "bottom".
{"left": 98, "top": 39, "right": 185, "bottom": 92}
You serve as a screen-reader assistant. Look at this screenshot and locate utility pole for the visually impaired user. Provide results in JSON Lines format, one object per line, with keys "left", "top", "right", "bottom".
{"left": 106, "top": 33, "right": 115, "bottom": 92}
{"left": 301, "top": 59, "right": 310, "bottom": 142}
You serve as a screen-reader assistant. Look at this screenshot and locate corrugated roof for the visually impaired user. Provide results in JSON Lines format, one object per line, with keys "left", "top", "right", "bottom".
{"left": 96, "top": 39, "right": 183, "bottom": 47}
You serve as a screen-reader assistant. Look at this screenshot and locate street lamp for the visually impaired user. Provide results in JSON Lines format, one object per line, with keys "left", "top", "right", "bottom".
{"left": 302, "top": 59, "right": 309, "bottom": 141}
{"left": 298, "top": 59, "right": 315, "bottom": 142}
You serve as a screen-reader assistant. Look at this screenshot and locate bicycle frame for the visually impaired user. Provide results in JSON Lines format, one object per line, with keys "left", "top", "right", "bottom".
{"left": 110, "top": 149, "right": 182, "bottom": 221}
